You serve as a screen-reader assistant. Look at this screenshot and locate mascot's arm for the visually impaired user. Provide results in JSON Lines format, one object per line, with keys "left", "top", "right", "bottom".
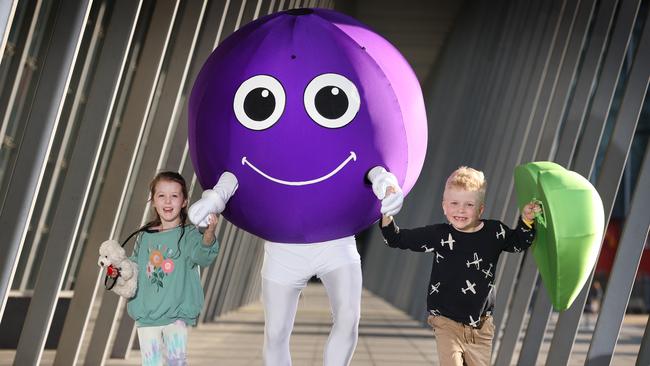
{"left": 367, "top": 166, "right": 404, "bottom": 217}
{"left": 189, "top": 172, "right": 238, "bottom": 227}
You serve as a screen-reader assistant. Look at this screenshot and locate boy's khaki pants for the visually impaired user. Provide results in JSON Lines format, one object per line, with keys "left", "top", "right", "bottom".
{"left": 428, "top": 315, "right": 494, "bottom": 366}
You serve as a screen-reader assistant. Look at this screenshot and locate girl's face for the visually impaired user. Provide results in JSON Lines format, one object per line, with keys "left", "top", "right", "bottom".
{"left": 442, "top": 187, "right": 485, "bottom": 232}
{"left": 152, "top": 180, "right": 187, "bottom": 229}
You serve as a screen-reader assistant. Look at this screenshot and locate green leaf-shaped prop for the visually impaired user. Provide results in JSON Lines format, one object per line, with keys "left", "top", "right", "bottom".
{"left": 514, "top": 162, "right": 605, "bottom": 311}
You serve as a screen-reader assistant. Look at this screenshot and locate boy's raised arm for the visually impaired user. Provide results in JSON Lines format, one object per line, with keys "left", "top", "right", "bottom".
{"left": 502, "top": 201, "right": 540, "bottom": 252}
{"left": 380, "top": 218, "right": 440, "bottom": 253}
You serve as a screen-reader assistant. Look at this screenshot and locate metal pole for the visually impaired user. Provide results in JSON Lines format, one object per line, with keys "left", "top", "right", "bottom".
{"left": 0, "top": 0, "right": 91, "bottom": 321}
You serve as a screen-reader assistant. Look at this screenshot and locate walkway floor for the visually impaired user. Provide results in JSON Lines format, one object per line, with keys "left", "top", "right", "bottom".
{"left": 0, "top": 283, "right": 646, "bottom": 365}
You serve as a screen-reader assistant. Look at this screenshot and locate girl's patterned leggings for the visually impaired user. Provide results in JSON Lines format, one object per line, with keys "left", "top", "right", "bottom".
{"left": 136, "top": 320, "right": 188, "bottom": 366}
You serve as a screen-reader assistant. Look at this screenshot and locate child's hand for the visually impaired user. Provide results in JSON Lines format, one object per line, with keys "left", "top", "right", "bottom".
{"left": 207, "top": 213, "right": 219, "bottom": 230}
{"left": 202, "top": 213, "right": 218, "bottom": 245}
{"left": 522, "top": 201, "right": 541, "bottom": 221}
{"left": 381, "top": 215, "right": 393, "bottom": 227}
{"left": 368, "top": 166, "right": 404, "bottom": 216}
{"left": 427, "top": 315, "right": 435, "bottom": 329}
{"left": 380, "top": 187, "right": 397, "bottom": 226}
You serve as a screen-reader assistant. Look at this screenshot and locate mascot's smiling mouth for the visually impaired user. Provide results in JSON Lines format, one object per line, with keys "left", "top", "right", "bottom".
{"left": 241, "top": 151, "right": 357, "bottom": 186}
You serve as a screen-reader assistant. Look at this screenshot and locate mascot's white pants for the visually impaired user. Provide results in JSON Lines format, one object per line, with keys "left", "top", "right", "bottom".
{"left": 261, "top": 236, "right": 362, "bottom": 366}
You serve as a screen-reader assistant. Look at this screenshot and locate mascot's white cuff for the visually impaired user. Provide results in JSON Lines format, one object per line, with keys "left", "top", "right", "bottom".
{"left": 367, "top": 166, "right": 399, "bottom": 200}
{"left": 203, "top": 171, "right": 239, "bottom": 203}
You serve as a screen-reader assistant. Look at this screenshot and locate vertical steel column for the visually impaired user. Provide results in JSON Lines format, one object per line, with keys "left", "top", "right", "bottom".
{"left": 12, "top": 2, "right": 112, "bottom": 365}
{"left": 223, "top": 232, "right": 250, "bottom": 312}
{"left": 487, "top": 0, "right": 573, "bottom": 213}
{"left": 571, "top": 0, "right": 642, "bottom": 174}
{"left": 495, "top": 0, "right": 613, "bottom": 363}
{"left": 535, "top": 0, "right": 598, "bottom": 161}
{"left": 509, "top": 0, "right": 618, "bottom": 350}
{"left": 163, "top": 0, "right": 231, "bottom": 173}
{"left": 480, "top": 0, "right": 542, "bottom": 175}
{"left": 482, "top": 0, "right": 553, "bottom": 200}
{"left": 464, "top": 0, "right": 523, "bottom": 168}
{"left": 82, "top": 2, "right": 181, "bottom": 364}
{"left": 638, "top": 315, "right": 650, "bottom": 366}
{"left": 460, "top": 3, "right": 541, "bottom": 341}
{"left": 199, "top": 218, "right": 227, "bottom": 323}
{"left": 586, "top": 131, "right": 650, "bottom": 364}
{"left": 172, "top": 0, "right": 270, "bottom": 323}
{"left": 481, "top": 4, "right": 557, "bottom": 334}
{"left": 109, "top": 1, "right": 208, "bottom": 358}
{"left": 167, "top": 0, "right": 242, "bottom": 178}
{"left": 0, "top": 0, "right": 91, "bottom": 320}
{"left": 0, "top": 0, "right": 45, "bottom": 153}
{"left": 492, "top": 0, "right": 580, "bottom": 336}
{"left": 170, "top": 0, "right": 238, "bottom": 321}
{"left": 367, "top": 0, "right": 479, "bottom": 313}
{"left": 518, "top": 1, "right": 641, "bottom": 363}
{"left": 213, "top": 229, "right": 245, "bottom": 316}
{"left": 482, "top": 0, "right": 545, "bottom": 292}
{"left": 361, "top": 1, "right": 500, "bottom": 319}
{"left": 545, "top": 6, "right": 650, "bottom": 363}
{"left": 0, "top": 0, "right": 17, "bottom": 62}
{"left": 489, "top": 4, "right": 561, "bottom": 302}
{"left": 51, "top": 3, "right": 145, "bottom": 364}
{"left": 206, "top": 223, "right": 238, "bottom": 320}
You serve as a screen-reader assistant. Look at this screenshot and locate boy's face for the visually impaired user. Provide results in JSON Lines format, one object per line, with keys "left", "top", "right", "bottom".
{"left": 442, "top": 187, "right": 485, "bottom": 232}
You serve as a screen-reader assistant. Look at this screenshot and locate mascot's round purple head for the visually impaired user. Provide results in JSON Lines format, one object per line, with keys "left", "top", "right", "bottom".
{"left": 189, "top": 8, "right": 427, "bottom": 243}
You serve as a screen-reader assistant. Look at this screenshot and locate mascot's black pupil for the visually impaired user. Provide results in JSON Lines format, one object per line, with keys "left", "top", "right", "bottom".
{"left": 315, "top": 86, "right": 348, "bottom": 119}
{"left": 244, "top": 88, "right": 275, "bottom": 121}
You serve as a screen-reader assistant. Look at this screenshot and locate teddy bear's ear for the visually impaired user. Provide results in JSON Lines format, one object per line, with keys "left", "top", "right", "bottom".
{"left": 99, "top": 239, "right": 121, "bottom": 248}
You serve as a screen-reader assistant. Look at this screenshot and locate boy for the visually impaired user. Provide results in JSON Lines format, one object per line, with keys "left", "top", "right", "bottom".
{"left": 379, "top": 166, "right": 540, "bottom": 366}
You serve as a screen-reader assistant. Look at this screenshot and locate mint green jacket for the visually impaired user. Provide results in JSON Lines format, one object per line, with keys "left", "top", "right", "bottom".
{"left": 127, "top": 225, "right": 218, "bottom": 327}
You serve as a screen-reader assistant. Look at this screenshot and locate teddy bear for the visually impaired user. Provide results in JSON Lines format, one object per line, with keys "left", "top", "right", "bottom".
{"left": 97, "top": 239, "right": 138, "bottom": 298}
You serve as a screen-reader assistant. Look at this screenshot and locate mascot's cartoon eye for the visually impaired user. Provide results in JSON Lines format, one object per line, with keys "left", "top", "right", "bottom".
{"left": 234, "top": 75, "right": 286, "bottom": 130}
{"left": 304, "top": 73, "right": 360, "bottom": 128}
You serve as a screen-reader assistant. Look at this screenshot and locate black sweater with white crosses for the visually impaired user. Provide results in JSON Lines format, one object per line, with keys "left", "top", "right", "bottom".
{"left": 380, "top": 218, "right": 535, "bottom": 328}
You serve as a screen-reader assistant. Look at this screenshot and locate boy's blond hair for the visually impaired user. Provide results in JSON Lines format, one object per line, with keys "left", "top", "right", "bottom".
{"left": 445, "top": 166, "right": 487, "bottom": 203}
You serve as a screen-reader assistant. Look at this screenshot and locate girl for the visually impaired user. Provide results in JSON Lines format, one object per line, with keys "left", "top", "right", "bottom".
{"left": 127, "top": 171, "right": 219, "bottom": 365}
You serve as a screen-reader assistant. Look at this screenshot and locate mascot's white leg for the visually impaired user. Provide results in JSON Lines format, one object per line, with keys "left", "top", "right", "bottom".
{"left": 320, "top": 263, "right": 362, "bottom": 366}
{"left": 262, "top": 278, "right": 302, "bottom": 366}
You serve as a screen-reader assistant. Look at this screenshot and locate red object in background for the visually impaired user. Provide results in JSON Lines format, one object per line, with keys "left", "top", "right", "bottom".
{"left": 596, "top": 218, "right": 650, "bottom": 275}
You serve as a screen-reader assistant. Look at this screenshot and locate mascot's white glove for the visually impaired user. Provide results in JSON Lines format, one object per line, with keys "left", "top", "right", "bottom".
{"left": 367, "top": 166, "right": 404, "bottom": 217}
{"left": 189, "top": 172, "right": 238, "bottom": 227}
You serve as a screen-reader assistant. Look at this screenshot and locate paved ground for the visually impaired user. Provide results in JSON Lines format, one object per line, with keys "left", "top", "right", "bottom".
{"left": 0, "top": 283, "right": 646, "bottom": 365}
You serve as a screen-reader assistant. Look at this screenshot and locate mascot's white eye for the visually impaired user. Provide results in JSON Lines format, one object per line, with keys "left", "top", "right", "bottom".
{"left": 304, "top": 73, "right": 360, "bottom": 128}
{"left": 234, "top": 75, "right": 286, "bottom": 130}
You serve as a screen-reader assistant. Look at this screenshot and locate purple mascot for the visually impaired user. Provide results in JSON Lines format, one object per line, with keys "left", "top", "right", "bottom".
{"left": 188, "top": 8, "right": 427, "bottom": 365}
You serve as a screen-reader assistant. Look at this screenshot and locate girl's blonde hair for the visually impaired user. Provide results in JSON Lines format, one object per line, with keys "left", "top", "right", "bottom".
{"left": 445, "top": 166, "right": 487, "bottom": 202}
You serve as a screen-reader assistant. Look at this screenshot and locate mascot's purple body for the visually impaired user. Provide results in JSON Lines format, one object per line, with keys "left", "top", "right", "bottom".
{"left": 189, "top": 8, "right": 427, "bottom": 243}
